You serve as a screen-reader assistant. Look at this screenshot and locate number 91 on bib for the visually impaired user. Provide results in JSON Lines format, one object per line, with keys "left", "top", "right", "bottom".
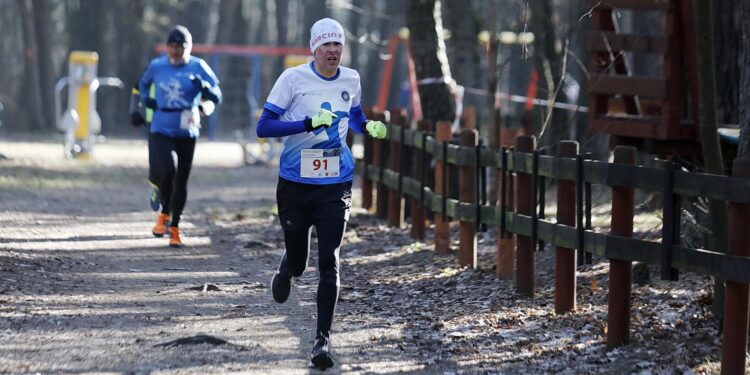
{"left": 300, "top": 149, "right": 340, "bottom": 178}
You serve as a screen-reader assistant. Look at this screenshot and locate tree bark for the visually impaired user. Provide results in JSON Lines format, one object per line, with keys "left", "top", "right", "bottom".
{"left": 694, "top": 0, "right": 729, "bottom": 320}
{"left": 714, "top": 0, "right": 740, "bottom": 125}
{"left": 18, "top": 0, "right": 46, "bottom": 130}
{"left": 32, "top": 0, "right": 54, "bottom": 129}
{"left": 529, "top": 0, "right": 564, "bottom": 146}
{"left": 738, "top": 0, "right": 750, "bottom": 158}
{"left": 274, "top": 0, "right": 289, "bottom": 78}
{"left": 405, "top": 0, "right": 455, "bottom": 123}
{"left": 443, "top": 0, "right": 481, "bottom": 97}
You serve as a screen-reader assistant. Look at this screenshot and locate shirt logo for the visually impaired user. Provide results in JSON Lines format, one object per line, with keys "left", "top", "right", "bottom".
{"left": 341, "top": 90, "right": 350, "bottom": 102}
{"left": 303, "top": 90, "right": 322, "bottom": 97}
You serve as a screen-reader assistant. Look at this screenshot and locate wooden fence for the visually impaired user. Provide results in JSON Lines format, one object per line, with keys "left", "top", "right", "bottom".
{"left": 356, "top": 112, "right": 750, "bottom": 374}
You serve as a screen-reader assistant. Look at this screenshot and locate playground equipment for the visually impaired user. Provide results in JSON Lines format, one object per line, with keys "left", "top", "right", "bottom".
{"left": 55, "top": 51, "right": 123, "bottom": 159}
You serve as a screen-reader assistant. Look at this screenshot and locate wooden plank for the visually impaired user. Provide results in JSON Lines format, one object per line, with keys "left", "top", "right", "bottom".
{"left": 588, "top": 32, "right": 667, "bottom": 54}
{"left": 588, "top": 74, "right": 665, "bottom": 98}
{"left": 590, "top": 6, "right": 641, "bottom": 115}
{"left": 595, "top": 0, "right": 670, "bottom": 10}
{"left": 589, "top": 116, "right": 659, "bottom": 139}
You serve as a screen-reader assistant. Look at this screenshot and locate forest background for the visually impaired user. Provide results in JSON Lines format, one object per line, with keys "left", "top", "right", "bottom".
{"left": 0, "top": 0, "right": 745, "bottom": 155}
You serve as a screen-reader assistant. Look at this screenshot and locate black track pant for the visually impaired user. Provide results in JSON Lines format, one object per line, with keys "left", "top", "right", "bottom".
{"left": 148, "top": 132, "right": 196, "bottom": 227}
{"left": 276, "top": 178, "right": 352, "bottom": 338}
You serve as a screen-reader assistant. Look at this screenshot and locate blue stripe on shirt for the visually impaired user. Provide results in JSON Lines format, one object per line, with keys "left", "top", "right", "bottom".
{"left": 256, "top": 108, "right": 307, "bottom": 138}
{"left": 263, "top": 102, "right": 286, "bottom": 115}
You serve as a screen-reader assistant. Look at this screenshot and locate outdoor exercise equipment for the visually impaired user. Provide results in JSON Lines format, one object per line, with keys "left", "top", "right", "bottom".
{"left": 55, "top": 51, "right": 123, "bottom": 159}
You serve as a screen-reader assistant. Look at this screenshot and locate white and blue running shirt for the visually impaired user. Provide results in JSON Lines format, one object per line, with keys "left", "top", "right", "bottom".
{"left": 264, "top": 62, "right": 362, "bottom": 185}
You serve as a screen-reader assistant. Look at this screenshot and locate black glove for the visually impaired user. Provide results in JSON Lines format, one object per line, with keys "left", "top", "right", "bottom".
{"left": 130, "top": 112, "right": 146, "bottom": 127}
{"left": 190, "top": 74, "right": 220, "bottom": 104}
{"left": 143, "top": 97, "right": 157, "bottom": 109}
{"left": 190, "top": 74, "right": 206, "bottom": 90}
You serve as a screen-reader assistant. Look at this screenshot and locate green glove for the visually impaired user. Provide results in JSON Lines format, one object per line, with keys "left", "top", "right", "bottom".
{"left": 365, "top": 120, "right": 387, "bottom": 139}
{"left": 305, "top": 109, "right": 337, "bottom": 132}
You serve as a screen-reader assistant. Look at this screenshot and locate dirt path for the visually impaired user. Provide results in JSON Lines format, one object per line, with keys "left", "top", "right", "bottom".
{"left": 0, "top": 137, "right": 728, "bottom": 374}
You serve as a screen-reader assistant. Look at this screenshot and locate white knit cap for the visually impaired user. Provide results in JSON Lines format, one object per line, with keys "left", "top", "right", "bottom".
{"left": 309, "top": 18, "right": 345, "bottom": 53}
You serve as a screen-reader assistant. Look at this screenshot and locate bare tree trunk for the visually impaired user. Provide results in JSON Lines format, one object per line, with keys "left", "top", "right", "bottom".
{"left": 216, "top": 0, "right": 241, "bottom": 44}
{"left": 714, "top": 0, "right": 740, "bottom": 125}
{"left": 32, "top": 0, "right": 54, "bottom": 128}
{"left": 566, "top": 0, "right": 598, "bottom": 153}
{"left": 529, "top": 0, "right": 564, "bottom": 147}
{"left": 444, "top": 0, "right": 481, "bottom": 111}
{"left": 738, "top": 0, "right": 750, "bottom": 158}
{"left": 693, "top": 0, "right": 729, "bottom": 320}
{"left": 479, "top": 0, "right": 502, "bottom": 204}
{"left": 0, "top": 0, "right": 25, "bottom": 131}
{"left": 405, "top": 0, "right": 455, "bottom": 123}
{"left": 18, "top": 0, "right": 46, "bottom": 130}
{"left": 274, "top": 0, "right": 289, "bottom": 77}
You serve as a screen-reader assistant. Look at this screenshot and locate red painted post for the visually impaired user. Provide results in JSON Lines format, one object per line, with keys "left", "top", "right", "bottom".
{"left": 555, "top": 141, "right": 579, "bottom": 314}
{"left": 411, "top": 120, "right": 431, "bottom": 240}
{"left": 515, "top": 135, "right": 536, "bottom": 297}
{"left": 462, "top": 106, "right": 476, "bottom": 129}
{"left": 361, "top": 107, "right": 375, "bottom": 210}
{"left": 607, "top": 146, "right": 636, "bottom": 349}
{"left": 721, "top": 158, "right": 750, "bottom": 374}
{"left": 459, "top": 129, "right": 478, "bottom": 268}
{"left": 434, "top": 121, "right": 453, "bottom": 254}
{"left": 497, "top": 128, "right": 519, "bottom": 279}
{"left": 387, "top": 110, "right": 406, "bottom": 228}
{"left": 373, "top": 111, "right": 389, "bottom": 220}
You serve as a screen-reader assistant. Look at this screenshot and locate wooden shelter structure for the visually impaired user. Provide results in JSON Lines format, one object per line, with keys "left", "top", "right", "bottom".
{"left": 588, "top": 0, "right": 704, "bottom": 155}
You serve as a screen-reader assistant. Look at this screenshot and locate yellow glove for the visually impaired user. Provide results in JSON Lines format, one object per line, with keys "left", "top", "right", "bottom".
{"left": 305, "top": 109, "right": 336, "bottom": 132}
{"left": 365, "top": 120, "right": 387, "bottom": 139}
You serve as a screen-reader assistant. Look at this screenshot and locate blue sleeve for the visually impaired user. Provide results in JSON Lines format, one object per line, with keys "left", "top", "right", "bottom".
{"left": 138, "top": 62, "right": 155, "bottom": 102}
{"left": 198, "top": 60, "right": 222, "bottom": 104}
{"left": 348, "top": 105, "right": 368, "bottom": 134}
{"left": 256, "top": 107, "right": 307, "bottom": 138}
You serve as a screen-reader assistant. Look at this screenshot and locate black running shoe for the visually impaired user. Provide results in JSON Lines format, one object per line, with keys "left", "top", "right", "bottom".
{"left": 271, "top": 271, "right": 291, "bottom": 303}
{"left": 310, "top": 335, "right": 334, "bottom": 370}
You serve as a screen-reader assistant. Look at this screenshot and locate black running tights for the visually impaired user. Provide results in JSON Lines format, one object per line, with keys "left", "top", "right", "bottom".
{"left": 148, "top": 132, "right": 196, "bottom": 227}
{"left": 280, "top": 218, "right": 346, "bottom": 338}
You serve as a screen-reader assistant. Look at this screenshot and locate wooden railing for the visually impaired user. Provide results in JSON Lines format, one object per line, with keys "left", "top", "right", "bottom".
{"left": 356, "top": 115, "right": 750, "bottom": 373}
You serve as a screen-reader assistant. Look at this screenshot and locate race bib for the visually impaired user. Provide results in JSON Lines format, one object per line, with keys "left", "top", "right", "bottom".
{"left": 300, "top": 148, "right": 340, "bottom": 178}
{"left": 180, "top": 108, "right": 200, "bottom": 131}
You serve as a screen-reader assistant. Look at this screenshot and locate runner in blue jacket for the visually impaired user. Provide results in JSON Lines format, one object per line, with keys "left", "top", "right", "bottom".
{"left": 139, "top": 25, "right": 221, "bottom": 248}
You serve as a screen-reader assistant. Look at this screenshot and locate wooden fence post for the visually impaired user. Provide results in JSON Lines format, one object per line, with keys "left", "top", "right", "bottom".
{"left": 555, "top": 141, "right": 579, "bottom": 313}
{"left": 516, "top": 135, "right": 536, "bottom": 297}
{"left": 497, "top": 146, "right": 515, "bottom": 279}
{"left": 434, "top": 121, "right": 453, "bottom": 254}
{"left": 721, "top": 158, "right": 750, "bottom": 374}
{"left": 387, "top": 110, "right": 406, "bottom": 228}
{"left": 373, "top": 111, "right": 389, "bottom": 220}
{"left": 497, "top": 126, "right": 516, "bottom": 279}
{"left": 411, "top": 120, "right": 431, "bottom": 240}
{"left": 361, "top": 107, "right": 375, "bottom": 210}
{"left": 607, "top": 145, "right": 636, "bottom": 349}
{"left": 459, "top": 129, "right": 478, "bottom": 268}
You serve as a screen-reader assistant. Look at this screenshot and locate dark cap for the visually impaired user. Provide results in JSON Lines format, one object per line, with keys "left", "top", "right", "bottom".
{"left": 166, "top": 25, "right": 192, "bottom": 46}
